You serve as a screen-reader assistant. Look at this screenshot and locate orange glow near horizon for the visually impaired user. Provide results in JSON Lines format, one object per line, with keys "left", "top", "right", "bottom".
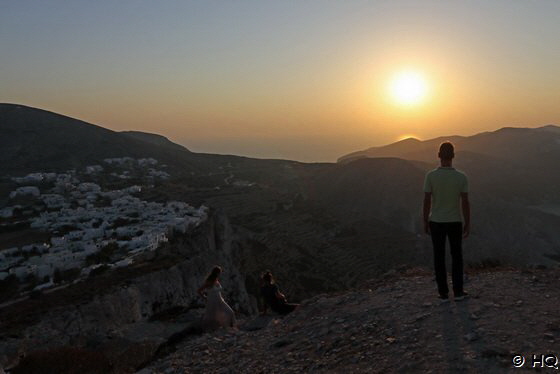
{"left": 396, "top": 134, "right": 420, "bottom": 142}
{"left": 3, "top": 2, "right": 560, "bottom": 162}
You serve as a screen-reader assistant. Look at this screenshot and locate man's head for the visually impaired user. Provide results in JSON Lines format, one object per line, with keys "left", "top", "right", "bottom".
{"left": 438, "top": 142, "right": 455, "bottom": 161}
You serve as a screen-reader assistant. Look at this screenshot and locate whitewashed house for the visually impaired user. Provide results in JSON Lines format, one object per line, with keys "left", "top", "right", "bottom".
{"left": 83, "top": 228, "right": 104, "bottom": 241}
{"left": 41, "top": 194, "right": 66, "bottom": 209}
{"left": 11, "top": 173, "right": 44, "bottom": 184}
{"left": 51, "top": 236, "right": 66, "bottom": 247}
{"left": 66, "top": 231, "right": 84, "bottom": 241}
{"left": 78, "top": 182, "right": 101, "bottom": 193}
{"left": 138, "top": 158, "right": 158, "bottom": 167}
{"left": 113, "top": 258, "right": 133, "bottom": 268}
{"left": 10, "top": 186, "right": 40, "bottom": 199}
{"left": 0, "top": 207, "right": 14, "bottom": 218}
{"left": 33, "top": 278, "right": 54, "bottom": 291}
{"left": 35, "top": 264, "right": 53, "bottom": 279}
{"left": 125, "top": 185, "right": 142, "bottom": 194}
{"left": 85, "top": 165, "right": 104, "bottom": 174}
{"left": 9, "top": 266, "right": 32, "bottom": 280}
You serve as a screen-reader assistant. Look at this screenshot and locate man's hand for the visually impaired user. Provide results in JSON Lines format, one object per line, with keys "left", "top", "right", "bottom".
{"left": 463, "top": 223, "right": 470, "bottom": 238}
{"left": 423, "top": 193, "right": 431, "bottom": 236}
{"left": 424, "top": 220, "right": 430, "bottom": 235}
{"left": 461, "top": 192, "right": 470, "bottom": 239}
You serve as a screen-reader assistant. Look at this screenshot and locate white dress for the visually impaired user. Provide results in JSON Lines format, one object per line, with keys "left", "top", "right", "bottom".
{"left": 202, "top": 283, "right": 236, "bottom": 330}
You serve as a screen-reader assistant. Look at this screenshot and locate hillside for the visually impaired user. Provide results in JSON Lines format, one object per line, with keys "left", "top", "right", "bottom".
{"left": 0, "top": 104, "right": 313, "bottom": 185}
{"left": 136, "top": 267, "right": 560, "bottom": 373}
{"left": 338, "top": 125, "right": 560, "bottom": 164}
{"left": 120, "top": 131, "right": 190, "bottom": 152}
{"left": 309, "top": 157, "right": 426, "bottom": 226}
{"left": 334, "top": 127, "right": 560, "bottom": 268}
{"left": 162, "top": 158, "right": 429, "bottom": 301}
{"left": 337, "top": 126, "right": 560, "bottom": 201}
{"left": 2, "top": 103, "right": 559, "bottom": 298}
{"left": 0, "top": 104, "right": 253, "bottom": 177}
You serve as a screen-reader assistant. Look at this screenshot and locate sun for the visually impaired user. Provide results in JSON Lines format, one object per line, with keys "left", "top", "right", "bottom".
{"left": 389, "top": 70, "right": 429, "bottom": 106}
{"left": 396, "top": 133, "right": 419, "bottom": 142}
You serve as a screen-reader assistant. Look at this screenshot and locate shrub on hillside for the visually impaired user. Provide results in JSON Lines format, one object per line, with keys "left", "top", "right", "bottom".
{"left": 11, "top": 346, "right": 113, "bottom": 374}
{"left": 0, "top": 274, "right": 19, "bottom": 302}
{"left": 53, "top": 267, "right": 81, "bottom": 284}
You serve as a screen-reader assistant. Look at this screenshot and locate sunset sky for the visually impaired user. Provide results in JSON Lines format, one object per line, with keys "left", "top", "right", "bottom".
{"left": 2, "top": 1, "right": 560, "bottom": 162}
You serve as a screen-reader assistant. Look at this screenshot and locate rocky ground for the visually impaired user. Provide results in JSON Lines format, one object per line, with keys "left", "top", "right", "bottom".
{"left": 140, "top": 267, "right": 560, "bottom": 374}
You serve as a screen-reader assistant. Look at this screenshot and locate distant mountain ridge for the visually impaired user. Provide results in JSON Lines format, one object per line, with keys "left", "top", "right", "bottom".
{"left": 0, "top": 103, "right": 208, "bottom": 175}
{"left": 121, "top": 130, "right": 190, "bottom": 152}
{"left": 335, "top": 124, "right": 560, "bottom": 270}
{"left": 338, "top": 124, "right": 560, "bottom": 164}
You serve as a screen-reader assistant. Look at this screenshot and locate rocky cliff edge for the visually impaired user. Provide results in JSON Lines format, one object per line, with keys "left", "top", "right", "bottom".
{"left": 142, "top": 267, "right": 560, "bottom": 374}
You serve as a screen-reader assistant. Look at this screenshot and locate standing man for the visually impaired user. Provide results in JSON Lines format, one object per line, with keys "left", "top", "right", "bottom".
{"left": 423, "top": 142, "right": 470, "bottom": 301}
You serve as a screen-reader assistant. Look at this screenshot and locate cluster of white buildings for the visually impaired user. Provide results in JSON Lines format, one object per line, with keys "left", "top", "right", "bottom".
{"left": 101, "top": 157, "right": 170, "bottom": 180}
{"left": 0, "top": 158, "right": 207, "bottom": 292}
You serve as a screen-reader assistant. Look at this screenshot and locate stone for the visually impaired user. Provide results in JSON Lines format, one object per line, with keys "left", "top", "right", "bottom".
{"left": 241, "top": 316, "right": 273, "bottom": 331}
{"left": 464, "top": 332, "right": 479, "bottom": 342}
{"left": 271, "top": 339, "right": 293, "bottom": 349}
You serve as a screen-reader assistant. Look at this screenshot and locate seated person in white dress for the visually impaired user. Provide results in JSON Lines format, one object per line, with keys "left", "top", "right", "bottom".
{"left": 197, "top": 266, "right": 236, "bottom": 330}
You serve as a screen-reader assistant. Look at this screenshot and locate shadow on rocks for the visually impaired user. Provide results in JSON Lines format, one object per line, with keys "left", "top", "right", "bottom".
{"left": 240, "top": 315, "right": 274, "bottom": 332}
{"left": 140, "top": 321, "right": 205, "bottom": 369}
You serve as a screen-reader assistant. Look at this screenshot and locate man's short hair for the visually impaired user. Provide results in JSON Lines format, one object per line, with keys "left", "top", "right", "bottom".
{"left": 438, "top": 142, "right": 455, "bottom": 160}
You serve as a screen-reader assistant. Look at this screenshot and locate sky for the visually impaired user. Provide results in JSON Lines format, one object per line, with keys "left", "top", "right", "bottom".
{"left": 2, "top": 1, "right": 560, "bottom": 162}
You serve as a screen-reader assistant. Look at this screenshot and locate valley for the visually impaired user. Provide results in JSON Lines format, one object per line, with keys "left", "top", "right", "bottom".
{"left": 1, "top": 103, "right": 559, "bottom": 372}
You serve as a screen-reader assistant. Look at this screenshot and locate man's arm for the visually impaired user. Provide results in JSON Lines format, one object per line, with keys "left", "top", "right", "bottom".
{"left": 461, "top": 192, "right": 470, "bottom": 238}
{"left": 423, "top": 192, "right": 431, "bottom": 235}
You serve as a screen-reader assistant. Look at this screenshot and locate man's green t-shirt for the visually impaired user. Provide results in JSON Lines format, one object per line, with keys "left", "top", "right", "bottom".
{"left": 424, "top": 167, "right": 468, "bottom": 223}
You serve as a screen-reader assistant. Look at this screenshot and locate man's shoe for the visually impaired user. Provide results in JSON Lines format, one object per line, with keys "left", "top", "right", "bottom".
{"left": 455, "top": 292, "right": 469, "bottom": 301}
{"left": 438, "top": 294, "right": 450, "bottom": 303}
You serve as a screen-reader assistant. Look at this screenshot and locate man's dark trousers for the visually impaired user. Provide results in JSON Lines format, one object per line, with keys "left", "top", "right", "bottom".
{"left": 429, "top": 221, "right": 463, "bottom": 296}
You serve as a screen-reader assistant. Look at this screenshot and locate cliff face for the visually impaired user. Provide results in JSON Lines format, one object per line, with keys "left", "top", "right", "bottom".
{"left": 0, "top": 210, "right": 255, "bottom": 370}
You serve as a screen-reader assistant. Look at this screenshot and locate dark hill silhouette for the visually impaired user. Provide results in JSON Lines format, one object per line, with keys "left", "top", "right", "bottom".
{"left": 336, "top": 126, "right": 560, "bottom": 268}
{"left": 338, "top": 135, "right": 465, "bottom": 164}
{"left": 310, "top": 157, "right": 425, "bottom": 230}
{"left": 121, "top": 131, "right": 190, "bottom": 152}
{"left": 0, "top": 104, "right": 311, "bottom": 188}
{"left": 339, "top": 125, "right": 560, "bottom": 202}
{"left": 338, "top": 125, "right": 560, "bottom": 165}
{"left": 0, "top": 103, "right": 210, "bottom": 175}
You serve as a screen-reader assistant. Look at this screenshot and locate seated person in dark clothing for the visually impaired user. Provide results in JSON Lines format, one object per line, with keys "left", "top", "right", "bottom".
{"left": 260, "top": 271, "right": 299, "bottom": 315}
